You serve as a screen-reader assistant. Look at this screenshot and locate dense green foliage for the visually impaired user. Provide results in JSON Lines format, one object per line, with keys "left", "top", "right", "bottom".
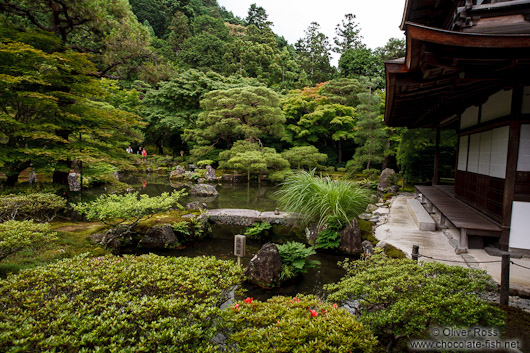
{"left": 281, "top": 146, "right": 328, "bottom": 170}
{"left": 0, "top": 193, "right": 66, "bottom": 222}
{"left": 72, "top": 191, "right": 185, "bottom": 229}
{"left": 326, "top": 253, "right": 505, "bottom": 350}
{"left": 276, "top": 241, "right": 320, "bottom": 281}
{"left": 244, "top": 221, "right": 272, "bottom": 240}
{"left": 0, "top": 220, "right": 57, "bottom": 261}
{"left": 0, "top": 254, "right": 243, "bottom": 352}
{"left": 222, "top": 295, "right": 379, "bottom": 352}
{"left": 276, "top": 171, "right": 370, "bottom": 228}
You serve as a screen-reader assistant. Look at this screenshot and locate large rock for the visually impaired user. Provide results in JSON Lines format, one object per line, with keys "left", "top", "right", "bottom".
{"left": 169, "top": 165, "right": 186, "bottom": 179}
{"left": 89, "top": 226, "right": 134, "bottom": 254}
{"left": 305, "top": 223, "right": 326, "bottom": 246}
{"left": 378, "top": 168, "right": 396, "bottom": 192}
{"left": 338, "top": 219, "right": 363, "bottom": 255}
{"left": 205, "top": 165, "right": 219, "bottom": 182}
{"left": 190, "top": 183, "right": 218, "bottom": 197}
{"left": 67, "top": 172, "right": 81, "bottom": 191}
{"left": 245, "top": 243, "right": 283, "bottom": 288}
{"left": 138, "top": 225, "right": 179, "bottom": 249}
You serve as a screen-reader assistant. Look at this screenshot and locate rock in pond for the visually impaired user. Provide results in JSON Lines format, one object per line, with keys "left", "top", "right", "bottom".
{"left": 338, "top": 219, "right": 363, "bottom": 255}
{"left": 362, "top": 240, "right": 374, "bottom": 255}
{"left": 138, "top": 225, "right": 179, "bottom": 249}
{"left": 205, "top": 165, "right": 219, "bottom": 182}
{"left": 169, "top": 165, "right": 186, "bottom": 179}
{"left": 186, "top": 201, "right": 208, "bottom": 210}
{"left": 245, "top": 243, "right": 283, "bottom": 288}
{"left": 190, "top": 183, "right": 218, "bottom": 197}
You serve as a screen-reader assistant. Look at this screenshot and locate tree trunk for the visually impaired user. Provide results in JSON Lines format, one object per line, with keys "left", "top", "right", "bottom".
{"left": 3, "top": 162, "right": 31, "bottom": 188}
{"left": 382, "top": 139, "right": 391, "bottom": 169}
{"left": 53, "top": 171, "right": 69, "bottom": 185}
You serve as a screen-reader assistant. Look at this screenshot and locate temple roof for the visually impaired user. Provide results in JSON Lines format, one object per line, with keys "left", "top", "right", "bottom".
{"left": 384, "top": 22, "right": 530, "bottom": 127}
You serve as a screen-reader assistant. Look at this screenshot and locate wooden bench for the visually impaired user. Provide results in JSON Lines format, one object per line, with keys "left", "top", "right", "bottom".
{"left": 415, "top": 185, "right": 502, "bottom": 254}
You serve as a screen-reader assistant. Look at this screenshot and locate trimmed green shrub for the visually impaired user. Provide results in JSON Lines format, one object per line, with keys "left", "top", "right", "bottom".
{"left": 222, "top": 295, "right": 379, "bottom": 352}
{"left": 0, "top": 254, "right": 243, "bottom": 352}
{"left": 276, "top": 170, "right": 370, "bottom": 228}
{"left": 276, "top": 241, "right": 320, "bottom": 281}
{"left": 72, "top": 191, "right": 185, "bottom": 230}
{"left": 0, "top": 193, "right": 67, "bottom": 222}
{"left": 196, "top": 160, "right": 214, "bottom": 168}
{"left": 325, "top": 253, "right": 505, "bottom": 350}
{"left": 0, "top": 220, "right": 57, "bottom": 262}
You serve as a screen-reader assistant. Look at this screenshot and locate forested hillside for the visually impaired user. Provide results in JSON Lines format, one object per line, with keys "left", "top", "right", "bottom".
{"left": 0, "top": 0, "right": 457, "bottom": 186}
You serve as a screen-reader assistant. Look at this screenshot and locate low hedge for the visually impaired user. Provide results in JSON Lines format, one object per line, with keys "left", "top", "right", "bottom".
{"left": 0, "top": 254, "right": 243, "bottom": 352}
{"left": 222, "top": 295, "right": 379, "bottom": 352}
{"left": 0, "top": 193, "right": 67, "bottom": 222}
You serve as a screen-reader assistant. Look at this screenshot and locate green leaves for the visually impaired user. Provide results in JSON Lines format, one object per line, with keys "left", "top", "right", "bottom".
{"left": 222, "top": 295, "right": 379, "bottom": 352}
{"left": 71, "top": 190, "right": 185, "bottom": 229}
{"left": 0, "top": 193, "right": 67, "bottom": 222}
{"left": 325, "top": 253, "right": 505, "bottom": 348}
{"left": 0, "top": 254, "right": 243, "bottom": 351}
{"left": 0, "top": 220, "right": 57, "bottom": 261}
{"left": 276, "top": 241, "right": 320, "bottom": 280}
{"left": 276, "top": 170, "right": 370, "bottom": 228}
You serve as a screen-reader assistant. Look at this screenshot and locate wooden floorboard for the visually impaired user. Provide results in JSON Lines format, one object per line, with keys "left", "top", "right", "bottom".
{"left": 415, "top": 185, "right": 502, "bottom": 234}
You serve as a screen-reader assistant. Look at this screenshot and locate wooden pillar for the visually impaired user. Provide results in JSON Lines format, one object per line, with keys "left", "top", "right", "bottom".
{"left": 500, "top": 88, "right": 523, "bottom": 250}
{"left": 433, "top": 126, "right": 441, "bottom": 185}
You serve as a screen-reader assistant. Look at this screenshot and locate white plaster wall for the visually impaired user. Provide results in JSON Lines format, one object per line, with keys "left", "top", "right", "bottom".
{"left": 518, "top": 124, "right": 530, "bottom": 171}
{"left": 457, "top": 135, "right": 468, "bottom": 171}
{"left": 510, "top": 201, "right": 530, "bottom": 250}
{"left": 482, "top": 89, "right": 512, "bottom": 123}
{"left": 478, "top": 130, "right": 492, "bottom": 175}
{"left": 467, "top": 133, "right": 481, "bottom": 173}
{"left": 460, "top": 105, "right": 479, "bottom": 129}
{"left": 489, "top": 126, "right": 509, "bottom": 179}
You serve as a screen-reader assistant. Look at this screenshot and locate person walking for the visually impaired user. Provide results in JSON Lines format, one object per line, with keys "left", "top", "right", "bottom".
{"left": 141, "top": 148, "right": 147, "bottom": 162}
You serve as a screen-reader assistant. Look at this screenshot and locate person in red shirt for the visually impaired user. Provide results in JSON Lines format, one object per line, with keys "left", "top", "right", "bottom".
{"left": 141, "top": 148, "right": 147, "bottom": 161}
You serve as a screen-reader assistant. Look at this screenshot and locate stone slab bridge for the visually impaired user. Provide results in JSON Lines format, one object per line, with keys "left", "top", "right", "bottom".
{"left": 205, "top": 209, "right": 299, "bottom": 227}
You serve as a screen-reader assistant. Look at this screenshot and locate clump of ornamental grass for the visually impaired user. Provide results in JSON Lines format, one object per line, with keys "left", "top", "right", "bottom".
{"left": 275, "top": 170, "right": 370, "bottom": 228}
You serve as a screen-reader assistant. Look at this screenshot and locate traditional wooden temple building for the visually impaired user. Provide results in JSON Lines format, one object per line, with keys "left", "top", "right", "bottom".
{"left": 385, "top": 0, "right": 530, "bottom": 253}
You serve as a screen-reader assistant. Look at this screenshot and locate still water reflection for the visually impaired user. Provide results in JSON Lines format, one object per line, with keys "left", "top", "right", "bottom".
{"left": 87, "top": 173, "right": 351, "bottom": 300}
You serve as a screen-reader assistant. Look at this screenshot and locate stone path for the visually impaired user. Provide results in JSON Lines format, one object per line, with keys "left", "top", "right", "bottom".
{"left": 375, "top": 195, "right": 530, "bottom": 300}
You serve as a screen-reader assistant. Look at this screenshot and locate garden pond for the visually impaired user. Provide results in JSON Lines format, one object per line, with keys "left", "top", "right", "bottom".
{"left": 81, "top": 173, "right": 350, "bottom": 301}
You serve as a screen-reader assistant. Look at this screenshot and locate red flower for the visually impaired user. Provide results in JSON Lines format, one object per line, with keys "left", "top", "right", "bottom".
{"left": 277, "top": 319, "right": 281, "bottom": 323}
{"left": 292, "top": 297, "right": 300, "bottom": 303}
{"left": 321, "top": 309, "right": 328, "bottom": 314}
{"left": 244, "top": 297, "right": 253, "bottom": 304}
{"left": 233, "top": 303, "right": 240, "bottom": 311}
{"left": 332, "top": 304, "right": 338, "bottom": 309}
{"left": 309, "top": 309, "right": 318, "bottom": 317}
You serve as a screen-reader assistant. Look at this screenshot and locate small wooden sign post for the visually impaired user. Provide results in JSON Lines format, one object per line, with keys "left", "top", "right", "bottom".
{"left": 234, "top": 235, "right": 246, "bottom": 266}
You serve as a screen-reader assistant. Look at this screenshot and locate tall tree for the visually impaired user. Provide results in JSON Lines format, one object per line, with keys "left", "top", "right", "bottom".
{"left": 245, "top": 4, "right": 272, "bottom": 30}
{"left": 141, "top": 69, "right": 262, "bottom": 155}
{"left": 348, "top": 77, "right": 387, "bottom": 171}
{"left": 185, "top": 86, "right": 285, "bottom": 157}
{"left": 295, "top": 22, "right": 335, "bottom": 84}
{"left": 0, "top": 0, "right": 152, "bottom": 78}
{"left": 334, "top": 13, "right": 363, "bottom": 53}
{"left": 282, "top": 84, "right": 357, "bottom": 163}
{"left": 0, "top": 30, "right": 142, "bottom": 186}
{"left": 375, "top": 37, "right": 406, "bottom": 61}
{"left": 338, "top": 47, "right": 382, "bottom": 81}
